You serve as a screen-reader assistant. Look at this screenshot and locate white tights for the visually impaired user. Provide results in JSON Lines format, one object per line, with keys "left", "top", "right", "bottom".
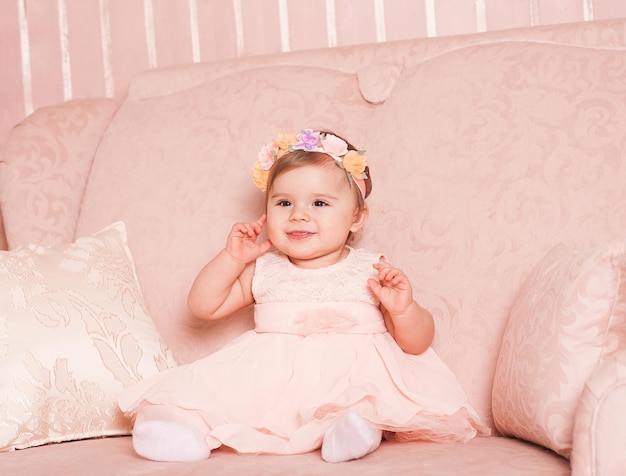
{"left": 321, "top": 411, "right": 383, "bottom": 463}
{"left": 132, "top": 420, "right": 211, "bottom": 462}
{"left": 132, "top": 410, "right": 382, "bottom": 463}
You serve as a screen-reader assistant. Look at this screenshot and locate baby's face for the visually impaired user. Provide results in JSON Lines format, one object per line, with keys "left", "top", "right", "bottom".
{"left": 265, "top": 164, "right": 366, "bottom": 269}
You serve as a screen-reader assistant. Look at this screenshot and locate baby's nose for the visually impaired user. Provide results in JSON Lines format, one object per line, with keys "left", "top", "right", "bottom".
{"left": 289, "top": 205, "right": 309, "bottom": 221}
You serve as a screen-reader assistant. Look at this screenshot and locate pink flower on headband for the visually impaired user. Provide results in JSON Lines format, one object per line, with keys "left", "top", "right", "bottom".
{"left": 257, "top": 143, "right": 278, "bottom": 170}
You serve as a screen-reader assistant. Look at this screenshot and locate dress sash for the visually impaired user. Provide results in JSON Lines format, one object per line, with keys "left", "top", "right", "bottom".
{"left": 254, "top": 302, "right": 387, "bottom": 335}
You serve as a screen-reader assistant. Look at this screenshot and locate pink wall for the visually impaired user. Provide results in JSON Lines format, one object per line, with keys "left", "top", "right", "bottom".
{"left": 1, "top": 0, "right": 625, "bottom": 153}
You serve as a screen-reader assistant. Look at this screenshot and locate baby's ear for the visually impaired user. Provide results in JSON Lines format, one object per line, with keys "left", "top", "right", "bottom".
{"left": 351, "top": 206, "right": 369, "bottom": 232}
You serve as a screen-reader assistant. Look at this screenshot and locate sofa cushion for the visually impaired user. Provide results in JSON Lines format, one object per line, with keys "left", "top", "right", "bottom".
{"left": 74, "top": 65, "right": 377, "bottom": 363}
{"left": 0, "top": 222, "right": 175, "bottom": 451}
{"left": 493, "top": 239, "right": 626, "bottom": 457}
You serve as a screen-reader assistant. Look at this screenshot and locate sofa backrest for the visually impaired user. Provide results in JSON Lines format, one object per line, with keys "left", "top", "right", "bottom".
{"left": 359, "top": 40, "right": 626, "bottom": 428}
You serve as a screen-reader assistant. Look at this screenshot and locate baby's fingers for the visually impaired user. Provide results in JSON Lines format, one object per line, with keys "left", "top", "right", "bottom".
{"left": 254, "top": 214, "right": 267, "bottom": 232}
{"left": 380, "top": 268, "right": 404, "bottom": 286}
{"left": 233, "top": 216, "right": 266, "bottom": 238}
{"left": 373, "top": 256, "right": 396, "bottom": 272}
{"left": 373, "top": 257, "right": 393, "bottom": 276}
{"left": 373, "top": 259, "right": 407, "bottom": 287}
{"left": 232, "top": 222, "right": 254, "bottom": 238}
{"left": 367, "top": 277, "right": 383, "bottom": 297}
{"left": 245, "top": 214, "right": 267, "bottom": 237}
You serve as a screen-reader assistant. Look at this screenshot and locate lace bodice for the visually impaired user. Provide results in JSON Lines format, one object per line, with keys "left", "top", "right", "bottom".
{"left": 251, "top": 247, "right": 381, "bottom": 305}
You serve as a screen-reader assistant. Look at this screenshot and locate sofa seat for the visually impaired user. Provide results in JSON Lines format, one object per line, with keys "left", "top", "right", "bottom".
{"left": 3, "top": 436, "right": 568, "bottom": 475}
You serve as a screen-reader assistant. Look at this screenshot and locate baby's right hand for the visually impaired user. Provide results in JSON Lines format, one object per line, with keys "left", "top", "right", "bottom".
{"left": 225, "top": 215, "right": 272, "bottom": 264}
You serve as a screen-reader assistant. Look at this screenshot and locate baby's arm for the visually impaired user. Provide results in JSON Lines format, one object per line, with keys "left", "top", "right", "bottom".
{"left": 367, "top": 257, "right": 435, "bottom": 355}
{"left": 188, "top": 215, "right": 272, "bottom": 320}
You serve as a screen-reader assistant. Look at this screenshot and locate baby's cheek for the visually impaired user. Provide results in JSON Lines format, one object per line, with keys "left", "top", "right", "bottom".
{"left": 265, "top": 224, "right": 282, "bottom": 246}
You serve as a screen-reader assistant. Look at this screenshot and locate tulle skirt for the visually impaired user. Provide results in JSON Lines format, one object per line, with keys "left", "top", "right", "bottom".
{"left": 118, "top": 304, "right": 489, "bottom": 455}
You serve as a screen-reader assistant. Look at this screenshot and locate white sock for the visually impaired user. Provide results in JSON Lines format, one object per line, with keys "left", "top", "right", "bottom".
{"left": 321, "top": 411, "right": 382, "bottom": 463}
{"left": 132, "top": 420, "right": 211, "bottom": 462}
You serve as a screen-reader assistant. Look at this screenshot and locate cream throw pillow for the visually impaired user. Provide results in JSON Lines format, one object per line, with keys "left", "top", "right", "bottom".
{"left": 0, "top": 222, "right": 175, "bottom": 451}
{"left": 492, "top": 238, "right": 626, "bottom": 457}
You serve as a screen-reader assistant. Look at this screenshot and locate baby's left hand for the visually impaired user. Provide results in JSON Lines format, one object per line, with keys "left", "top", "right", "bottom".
{"left": 367, "top": 257, "right": 414, "bottom": 315}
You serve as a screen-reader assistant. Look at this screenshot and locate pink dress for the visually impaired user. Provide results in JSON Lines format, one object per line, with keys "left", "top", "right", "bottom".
{"left": 118, "top": 248, "right": 489, "bottom": 454}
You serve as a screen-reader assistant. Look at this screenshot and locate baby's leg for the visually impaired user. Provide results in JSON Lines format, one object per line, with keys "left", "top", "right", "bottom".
{"left": 321, "top": 411, "right": 382, "bottom": 463}
{"left": 132, "top": 405, "right": 214, "bottom": 462}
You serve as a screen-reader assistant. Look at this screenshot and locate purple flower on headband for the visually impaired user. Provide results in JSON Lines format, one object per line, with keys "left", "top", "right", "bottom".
{"left": 294, "top": 129, "right": 322, "bottom": 151}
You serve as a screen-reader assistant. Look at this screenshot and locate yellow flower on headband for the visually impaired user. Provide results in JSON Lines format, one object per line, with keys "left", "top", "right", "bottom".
{"left": 342, "top": 150, "right": 367, "bottom": 180}
{"left": 252, "top": 161, "right": 269, "bottom": 191}
{"left": 274, "top": 131, "right": 298, "bottom": 157}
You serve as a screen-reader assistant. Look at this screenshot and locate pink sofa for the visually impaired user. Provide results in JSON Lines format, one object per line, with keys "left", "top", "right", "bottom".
{"left": 2, "top": 18, "right": 626, "bottom": 475}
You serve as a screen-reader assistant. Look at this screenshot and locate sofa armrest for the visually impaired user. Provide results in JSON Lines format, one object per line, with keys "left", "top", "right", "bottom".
{"left": 571, "top": 348, "right": 626, "bottom": 475}
{"left": 0, "top": 98, "right": 119, "bottom": 248}
{"left": 0, "top": 205, "right": 7, "bottom": 251}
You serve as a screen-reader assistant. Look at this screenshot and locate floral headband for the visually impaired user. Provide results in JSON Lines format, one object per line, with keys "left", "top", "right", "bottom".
{"left": 253, "top": 129, "right": 368, "bottom": 198}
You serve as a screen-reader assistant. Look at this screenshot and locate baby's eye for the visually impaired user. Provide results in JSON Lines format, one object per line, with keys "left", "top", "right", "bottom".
{"left": 314, "top": 200, "right": 329, "bottom": 207}
{"left": 277, "top": 200, "right": 291, "bottom": 207}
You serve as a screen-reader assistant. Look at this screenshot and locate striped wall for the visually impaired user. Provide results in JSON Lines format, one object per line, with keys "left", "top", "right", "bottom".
{"left": 1, "top": 0, "right": 626, "bottom": 151}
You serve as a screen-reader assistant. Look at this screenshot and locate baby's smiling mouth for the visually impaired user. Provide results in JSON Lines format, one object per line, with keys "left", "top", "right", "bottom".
{"left": 287, "top": 230, "right": 315, "bottom": 240}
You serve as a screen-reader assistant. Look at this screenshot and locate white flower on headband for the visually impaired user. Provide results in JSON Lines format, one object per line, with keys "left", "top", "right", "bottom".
{"left": 320, "top": 134, "right": 349, "bottom": 158}
{"left": 253, "top": 129, "right": 368, "bottom": 194}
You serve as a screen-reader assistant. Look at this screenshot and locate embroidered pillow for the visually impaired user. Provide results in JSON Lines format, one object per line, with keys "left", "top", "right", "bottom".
{"left": 0, "top": 222, "right": 176, "bottom": 451}
{"left": 492, "top": 238, "right": 626, "bottom": 457}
